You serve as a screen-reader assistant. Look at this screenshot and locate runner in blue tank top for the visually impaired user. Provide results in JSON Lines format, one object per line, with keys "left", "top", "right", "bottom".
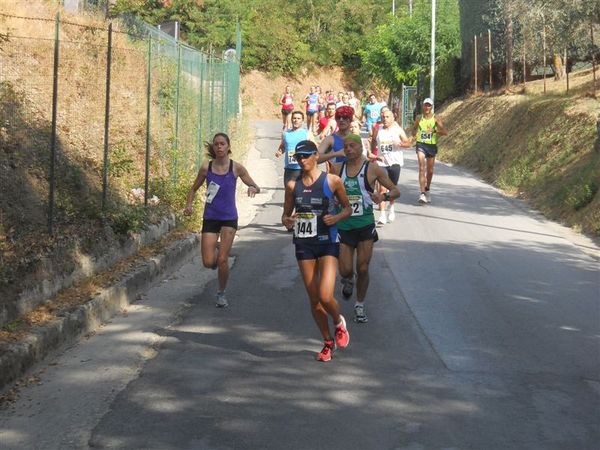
{"left": 282, "top": 140, "right": 352, "bottom": 362}
{"left": 275, "top": 110, "right": 314, "bottom": 188}
{"left": 318, "top": 105, "right": 354, "bottom": 169}
{"left": 184, "top": 133, "right": 261, "bottom": 308}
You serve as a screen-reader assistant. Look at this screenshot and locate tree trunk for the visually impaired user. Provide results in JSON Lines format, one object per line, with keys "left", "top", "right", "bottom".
{"left": 505, "top": 15, "right": 514, "bottom": 88}
{"left": 553, "top": 53, "right": 565, "bottom": 80}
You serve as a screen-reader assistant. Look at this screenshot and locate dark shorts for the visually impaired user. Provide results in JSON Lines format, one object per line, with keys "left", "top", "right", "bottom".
{"left": 284, "top": 168, "right": 301, "bottom": 185}
{"left": 294, "top": 242, "right": 339, "bottom": 260}
{"left": 307, "top": 110, "right": 317, "bottom": 117}
{"left": 202, "top": 219, "right": 238, "bottom": 233}
{"left": 281, "top": 108, "right": 293, "bottom": 115}
{"left": 383, "top": 164, "right": 401, "bottom": 185}
{"left": 339, "top": 223, "right": 378, "bottom": 248}
{"left": 416, "top": 142, "right": 438, "bottom": 158}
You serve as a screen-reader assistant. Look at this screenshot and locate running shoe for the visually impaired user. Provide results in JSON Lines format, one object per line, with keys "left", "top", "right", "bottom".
{"left": 354, "top": 304, "right": 368, "bottom": 323}
{"left": 216, "top": 291, "right": 228, "bottom": 308}
{"left": 335, "top": 315, "right": 350, "bottom": 348}
{"left": 388, "top": 208, "right": 396, "bottom": 222}
{"left": 341, "top": 276, "right": 354, "bottom": 300}
{"left": 418, "top": 192, "right": 428, "bottom": 204}
{"left": 316, "top": 340, "right": 335, "bottom": 362}
{"left": 377, "top": 212, "right": 387, "bottom": 225}
{"left": 425, "top": 190, "right": 431, "bottom": 204}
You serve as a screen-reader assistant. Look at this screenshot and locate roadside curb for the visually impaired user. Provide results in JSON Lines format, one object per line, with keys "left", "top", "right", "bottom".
{"left": 0, "top": 233, "right": 200, "bottom": 391}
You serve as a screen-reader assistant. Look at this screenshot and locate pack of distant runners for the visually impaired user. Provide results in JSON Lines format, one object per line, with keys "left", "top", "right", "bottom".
{"left": 184, "top": 87, "right": 447, "bottom": 362}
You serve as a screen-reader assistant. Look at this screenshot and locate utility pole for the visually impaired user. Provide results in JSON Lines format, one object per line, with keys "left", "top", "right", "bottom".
{"left": 409, "top": 0, "right": 413, "bottom": 17}
{"left": 592, "top": 20, "right": 597, "bottom": 98}
{"left": 488, "top": 29, "right": 492, "bottom": 90}
{"left": 542, "top": 14, "right": 547, "bottom": 94}
{"left": 430, "top": 0, "right": 436, "bottom": 103}
{"left": 474, "top": 34, "right": 478, "bottom": 94}
{"left": 392, "top": 0, "right": 395, "bottom": 16}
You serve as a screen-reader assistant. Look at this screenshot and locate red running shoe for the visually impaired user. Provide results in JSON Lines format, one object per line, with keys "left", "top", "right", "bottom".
{"left": 316, "top": 340, "right": 335, "bottom": 362}
{"left": 335, "top": 315, "right": 350, "bottom": 348}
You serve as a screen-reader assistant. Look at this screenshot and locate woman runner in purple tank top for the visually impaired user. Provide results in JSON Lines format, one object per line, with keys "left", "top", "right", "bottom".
{"left": 184, "top": 133, "right": 261, "bottom": 308}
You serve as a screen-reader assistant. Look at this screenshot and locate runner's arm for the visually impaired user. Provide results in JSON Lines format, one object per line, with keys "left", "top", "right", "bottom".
{"left": 435, "top": 116, "right": 448, "bottom": 136}
{"left": 412, "top": 115, "right": 421, "bottom": 137}
{"left": 184, "top": 162, "right": 208, "bottom": 214}
{"left": 282, "top": 180, "right": 296, "bottom": 230}
{"left": 323, "top": 175, "right": 351, "bottom": 226}
{"left": 369, "top": 165, "right": 400, "bottom": 204}
{"left": 275, "top": 138, "right": 284, "bottom": 157}
{"left": 235, "top": 162, "right": 261, "bottom": 197}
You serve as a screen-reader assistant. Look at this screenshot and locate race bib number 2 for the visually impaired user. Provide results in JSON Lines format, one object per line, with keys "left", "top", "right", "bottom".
{"left": 348, "top": 195, "right": 363, "bottom": 216}
{"left": 295, "top": 213, "right": 317, "bottom": 238}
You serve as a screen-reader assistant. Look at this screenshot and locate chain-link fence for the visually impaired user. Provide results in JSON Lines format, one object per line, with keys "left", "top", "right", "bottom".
{"left": 0, "top": 10, "right": 241, "bottom": 236}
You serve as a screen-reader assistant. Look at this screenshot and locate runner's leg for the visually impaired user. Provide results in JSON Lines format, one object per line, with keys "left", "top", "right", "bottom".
{"left": 426, "top": 156, "right": 435, "bottom": 191}
{"left": 298, "top": 259, "right": 333, "bottom": 340}
{"left": 201, "top": 232, "right": 219, "bottom": 269}
{"left": 417, "top": 150, "right": 427, "bottom": 193}
{"left": 355, "top": 240, "right": 374, "bottom": 303}
{"left": 216, "top": 226, "right": 236, "bottom": 292}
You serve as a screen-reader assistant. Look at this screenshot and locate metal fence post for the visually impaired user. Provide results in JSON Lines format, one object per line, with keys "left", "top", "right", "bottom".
{"left": 209, "top": 52, "right": 215, "bottom": 134}
{"left": 48, "top": 12, "right": 60, "bottom": 235}
{"left": 172, "top": 43, "right": 181, "bottom": 184}
{"left": 101, "top": 22, "right": 113, "bottom": 210}
{"left": 144, "top": 37, "right": 152, "bottom": 207}
{"left": 196, "top": 54, "right": 205, "bottom": 170}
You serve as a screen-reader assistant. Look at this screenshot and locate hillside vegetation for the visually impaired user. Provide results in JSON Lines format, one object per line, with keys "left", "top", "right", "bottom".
{"left": 440, "top": 71, "right": 599, "bottom": 236}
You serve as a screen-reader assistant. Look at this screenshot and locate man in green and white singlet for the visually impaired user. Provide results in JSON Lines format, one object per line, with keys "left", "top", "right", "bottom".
{"left": 412, "top": 97, "right": 448, "bottom": 204}
{"left": 329, "top": 134, "right": 400, "bottom": 323}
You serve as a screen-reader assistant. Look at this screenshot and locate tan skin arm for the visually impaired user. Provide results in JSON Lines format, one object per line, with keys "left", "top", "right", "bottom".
{"left": 275, "top": 137, "right": 285, "bottom": 157}
{"left": 323, "top": 174, "right": 352, "bottom": 226}
{"left": 234, "top": 161, "right": 260, "bottom": 197}
{"left": 369, "top": 126, "right": 383, "bottom": 162}
{"left": 434, "top": 116, "right": 448, "bottom": 136}
{"left": 282, "top": 180, "right": 297, "bottom": 230}
{"left": 411, "top": 115, "right": 421, "bottom": 137}
{"left": 368, "top": 164, "right": 400, "bottom": 204}
{"left": 317, "top": 136, "right": 344, "bottom": 163}
{"left": 183, "top": 161, "right": 209, "bottom": 215}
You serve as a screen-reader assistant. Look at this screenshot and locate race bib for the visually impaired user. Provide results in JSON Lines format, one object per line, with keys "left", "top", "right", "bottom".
{"left": 284, "top": 97, "right": 292, "bottom": 104}
{"left": 348, "top": 195, "right": 363, "bottom": 216}
{"left": 420, "top": 131, "right": 433, "bottom": 141}
{"left": 287, "top": 150, "right": 296, "bottom": 166}
{"left": 295, "top": 212, "right": 317, "bottom": 238}
{"left": 370, "top": 110, "right": 379, "bottom": 119}
{"left": 206, "top": 181, "right": 220, "bottom": 204}
{"left": 379, "top": 143, "right": 393, "bottom": 154}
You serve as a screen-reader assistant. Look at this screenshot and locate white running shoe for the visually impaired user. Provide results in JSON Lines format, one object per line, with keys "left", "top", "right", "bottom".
{"left": 216, "top": 292, "right": 228, "bottom": 308}
{"left": 388, "top": 208, "right": 396, "bottom": 222}
{"left": 418, "top": 193, "right": 427, "bottom": 204}
{"left": 425, "top": 191, "right": 431, "bottom": 203}
{"left": 354, "top": 304, "right": 368, "bottom": 323}
{"left": 377, "top": 211, "right": 387, "bottom": 224}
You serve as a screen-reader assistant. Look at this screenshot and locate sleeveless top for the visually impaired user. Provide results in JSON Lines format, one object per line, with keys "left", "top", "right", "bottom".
{"left": 416, "top": 114, "right": 437, "bottom": 145}
{"left": 293, "top": 171, "right": 339, "bottom": 244}
{"left": 281, "top": 93, "right": 294, "bottom": 110}
{"left": 283, "top": 128, "right": 309, "bottom": 170}
{"left": 330, "top": 133, "right": 347, "bottom": 163}
{"left": 364, "top": 103, "right": 382, "bottom": 124}
{"left": 203, "top": 160, "right": 238, "bottom": 221}
{"left": 338, "top": 161, "right": 374, "bottom": 230}
{"left": 307, "top": 93, "right": 319, "bottom": 113}
{"left": 376, "top": 125, "right": 404, "bottom": 167}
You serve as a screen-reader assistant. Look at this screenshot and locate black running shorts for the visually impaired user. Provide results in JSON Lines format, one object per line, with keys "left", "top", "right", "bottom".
{"left": 338, "top": 223, "right": 378, "bottom": 248}
{"left": 202, "top": 219, "right": 238, "bottom": 233}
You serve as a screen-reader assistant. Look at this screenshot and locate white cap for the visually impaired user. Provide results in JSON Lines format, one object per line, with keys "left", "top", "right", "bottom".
{"left": 423, "top": 97, "right": 434, "bottom": 105}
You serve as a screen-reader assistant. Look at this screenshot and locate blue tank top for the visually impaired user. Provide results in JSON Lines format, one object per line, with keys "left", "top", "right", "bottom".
{"left": 364, "top": 103, "right": 382, "bottom": 124}
{"left": 293, "top": 171, "right": 338, "bottom": 244}
{"left": 331, "top": 134, "right": 347, "bottom": 163}
{"left": 307, "top": 93, "right": 319, "bottom": 113}
{"left": 283, "top": 128, "right": 309, "bottom": 170}
{"left": 203, "top": 160, "right": 238, "bottom": 221}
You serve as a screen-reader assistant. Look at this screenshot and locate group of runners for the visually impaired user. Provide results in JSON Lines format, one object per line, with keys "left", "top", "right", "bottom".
{"left": 184, "top": 91, "right": 447, "bottom": 362}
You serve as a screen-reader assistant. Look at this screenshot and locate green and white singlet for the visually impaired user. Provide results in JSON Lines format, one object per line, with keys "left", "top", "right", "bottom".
{"left": 338, "top": 161, "right": 374, "bottom": 230}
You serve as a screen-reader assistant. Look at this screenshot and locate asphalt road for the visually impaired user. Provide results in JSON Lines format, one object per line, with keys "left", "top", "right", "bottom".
{"left": 1, "top": 120, "right": 599, "bottom": 450}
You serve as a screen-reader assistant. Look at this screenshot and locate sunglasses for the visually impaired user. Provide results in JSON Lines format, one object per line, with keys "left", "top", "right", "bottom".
{"left": 336, "top": 115, "right": 352, "bottom": 121}
{"left": 294, "top": 153, "right": 314, "bottom": 161}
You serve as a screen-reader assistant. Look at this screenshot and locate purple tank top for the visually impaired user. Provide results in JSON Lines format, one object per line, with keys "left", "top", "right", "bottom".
{"left": 203, "top": 160, "right": 238, "bottom": 220}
